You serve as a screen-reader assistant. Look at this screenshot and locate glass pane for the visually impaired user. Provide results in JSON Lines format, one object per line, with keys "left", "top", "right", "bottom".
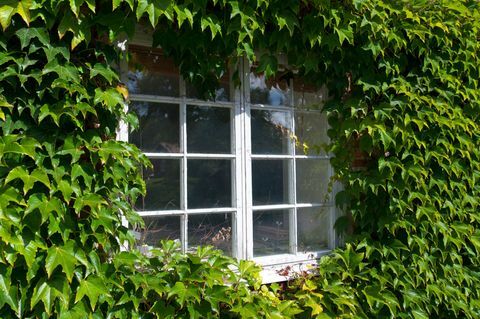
{"left": 251, "top": 110, "right": 292, "bottom": 154}
{"left": 187, "top": 70, "right": 231, "bottom": 101}
{"left": 187, "top": 105, "right": 231, "bottom": 153}
{"left": 129, "top": 102, "right": 179, "bottom": 153}
{"left": 297, "top": 207, "right": 330, "bottom": 252}
{"left": 296, "top": 159, "right": 330, "bottom": 204}
{"left": 187, "top": 160, "right": 232, "bottom": 208}
{"left": 127, "top": 45, "right": 180, "bottom": 96}
{"left": 293, "top": 79, "right": 328, "bottom": 109}
{"left": 250, "top": 72, "right": 291, "bottom": 106}
{"left": 135, "top": 215, "right": 181, "bottom": 247}
{"left": 136, "top": 159, "right": 180, "bottom": 210}
{"left": 295, "top": 112, "right": 329, "bottom": 155}
{"left": 188, "top": 213, "right": 233, "bottom": 256}
{"left": 253, "top": 210, "right": 290, "bottom": 256}
{"left": 252, "top": 160, "right": 290, "bottom": 205}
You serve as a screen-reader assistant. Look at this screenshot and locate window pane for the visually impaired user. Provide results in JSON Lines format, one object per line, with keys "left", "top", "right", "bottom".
{"left": 129, "top": 102, "right": 180, "bottom": 153}
{"left": 187, "top": 160, "right": 232, "bottom": 208}
{"left": 297, "top": 207, "right": 330, "bottom": 252}
{"left": 250, "top": 72, "right": 291, "bottom": 106}
{"left": 296, "top": 159, "right": 330, "bottom": 204}
{"left": 253, "top": 210, "right": 290, "bottom": 256}
{"left": 251, "top": 110, "right": 292, "bottom": 154}
{"left": 295, "top": 112, "right": 329, "bottom": 155}
{"left": 135, "top": 215, "right": 181, "bottom": 247}
{"left": 186, "top": 71, "right": 231, "bottom": 101}
{"left": 187, "top": 105, "right": 231, "bottom": 153}
{"left": 293, "top": 80, "right": 328, "bottom": 109}
{"left": 136, "top": 159, "right": 180, "bottom": 211}
{"left": 252, "top": 160, "right": 290, "bottom": 205}
{"left": 127, "top": 45, "right": 180, "bottom": 96}
{"left": 188, "top": 213, "right": 233, "bottom": 256}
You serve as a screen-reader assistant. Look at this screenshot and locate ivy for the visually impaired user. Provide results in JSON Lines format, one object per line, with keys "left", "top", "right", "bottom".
{"left": 1, "top": 0, "right": 480, "bottom": 318}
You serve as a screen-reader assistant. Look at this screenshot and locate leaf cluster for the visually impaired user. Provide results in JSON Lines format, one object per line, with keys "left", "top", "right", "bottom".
{"left": 1, "top": 0, "right": 480, "bottom": 318}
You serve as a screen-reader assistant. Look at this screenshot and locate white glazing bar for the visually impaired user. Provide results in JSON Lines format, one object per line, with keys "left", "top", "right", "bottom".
{"left": 180, "top": 77, "right": 188, "bottom": 253}
{"left": 289, "top": 78, "right": 297, "bottom": 255}
{"left": 137, "top": 207, "right": 236, "bottom": 216}
{"left": 251, "top": 154, "right": 294, "bottom": 159}
{"left": 185, "top": 99, "right": 234, "bottom": 108}
{"left": 131, "top": 94, "right": 182, "bottom": 104}
{"left": 233, "top": 61, "right": 244, "bottom": 259}
{"left": 143, "top": 152, "right": 183, "bottom": 158}
{"left": 252, "top": 204, "right": 295, "bottom": 211}
{"left": 250, "top": 104, "right": 294, "bottom": 112}
{"left": 186, "top": 153, "right": 236, "bottom": 159}
{"left": 118, "top": 56, "right": 130, "bottom": 248}
{"left": 243, "top": 56, "right": 254, "bottom": 260}
{"left": 143, "top": 153, "right": 236, "bottom": 159}
{"left": 294, "top": 155, "right": 332, "bottom": 160}
{"left": 117, "top": 58, "right": 129, "bottom": 143}
{"left": 295, "top": 202, "right": 335, "bottom": 208}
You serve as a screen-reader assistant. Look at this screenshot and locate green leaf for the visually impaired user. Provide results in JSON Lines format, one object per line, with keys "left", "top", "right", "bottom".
{"left": 0, "top": 268, "right": 19, "bottom": 313}
{"left": 0, "top": 0, "right": 17, "bottom": 30}
{"left": 90, "top": 63, "right": 118, "bottom": 84}
{"left": 16, "top": 0, "right": 31, "bottom": 26}
{"left": 5, "top": 167, "right": 51, "bottom": 194}
{"left": 45, "top": 242, "right": 78, "bottom": 282}
{"left": 16, "top": 27, "right": 50, "bottom": 49}
{"left": 26, "top": 193, "right": 63, "bottom": 223}
{"left": 167, "top": 281, "right": 200, "bottom": 306}
{"left": 94, "top": 88, "right": 124, "bottom": 109}
{"left": 334, "top": 26, "right": 354, "bottom": 45}
{"left": 75, "top": 276, "right": 109, "bottom": 310}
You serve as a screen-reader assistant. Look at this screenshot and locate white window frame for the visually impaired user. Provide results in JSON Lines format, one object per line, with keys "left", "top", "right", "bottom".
{"left": 119, "top": 37, "right": 340, "bottom": 282}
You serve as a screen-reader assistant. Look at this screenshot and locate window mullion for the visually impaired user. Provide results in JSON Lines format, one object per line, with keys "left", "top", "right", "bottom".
{"left": 289, "top": 79, "right": 297, "bottom": 255}
{"left": 233, "top": 62, "right": 244, "bottom": 259}
{"left": 242, "top": 56, "right": 254, "bottom": 260}
{"left": 180, "top": 77, "right": 188, "bottom": 253}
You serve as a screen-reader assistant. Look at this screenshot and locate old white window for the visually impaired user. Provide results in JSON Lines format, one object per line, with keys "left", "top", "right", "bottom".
{"left": 119, "top": 43, "right": 338, "bottom": 280}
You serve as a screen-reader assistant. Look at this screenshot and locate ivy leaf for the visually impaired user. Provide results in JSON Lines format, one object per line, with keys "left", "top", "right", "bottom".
{"left": 0, "top": 269, "right": 19, "bottom": 313}
{"left": 5, "top": 167, "right": 51, "bottom": 195}
{"left": 94, "top": 88, "right": 124, "bottom": 109}
{"left": 26, "top": 193, "right": 63, "bottom": 223}
{"left": 90, "top": 63, "right": 118, "bottom": 84}
{"left": 334, "top": 26, "right": 354, "bottom": 45}
{"left": 45, "top": 242, "right": 78, "bottom": 282}
{"left": 16, "top": 0, "right": 31, "bottom": 26}
{"left": 43, "top": 60, "right": 81, "bottom": 84}
{"left": 0, "top": 0, "right": 17, "bottom": 30}
{"left": 30, "top": 277, "right": 58, "bottom": 315}
{"left": 167, "top": 281, "right": 200, "bottom": 306}
{"left": 75, "top": 276, "right": 110, "bottom": 310}
{"left": 16, "top": 28, "right": 50, "bottom": 49}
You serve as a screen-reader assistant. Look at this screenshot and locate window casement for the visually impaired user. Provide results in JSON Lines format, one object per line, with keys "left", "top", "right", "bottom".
{"left": 119, "top": 43, "right": 338, "bottom": 281}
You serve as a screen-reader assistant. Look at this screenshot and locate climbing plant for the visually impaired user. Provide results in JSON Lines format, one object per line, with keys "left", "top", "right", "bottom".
{"left": 1, "top": 0, "right": 480, "bottom": 318}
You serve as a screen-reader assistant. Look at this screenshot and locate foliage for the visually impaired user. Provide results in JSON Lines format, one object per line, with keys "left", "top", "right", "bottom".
{"left": 1, "top": 0, "right": 480, "bottom": 318}
{"left": 284, "top": 1, "right": 480, "bottom": 318}
{"left": 0, "top": 1, "right": 301, "bottom": 317}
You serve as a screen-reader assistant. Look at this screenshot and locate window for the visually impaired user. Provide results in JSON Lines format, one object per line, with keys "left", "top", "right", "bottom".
{"left": 119, "top": 44, "right": 337, "bottom": 272}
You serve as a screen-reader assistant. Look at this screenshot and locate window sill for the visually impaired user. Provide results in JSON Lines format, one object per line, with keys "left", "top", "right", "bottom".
{"left": 254, "top": 250, "right": 331, "bottom": 283}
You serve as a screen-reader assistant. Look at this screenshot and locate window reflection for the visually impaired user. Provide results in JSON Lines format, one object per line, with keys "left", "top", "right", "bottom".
{"left": 188, "top": 213, "right": 232, "bottom": 256}
{"left": 135, "top": 215, "right": 181, "bottom": 247}
{"left": 297, "top": 207, "right": 330, "bottom": 252}
{"left": 127, "top": 45, "right": 180, "bottom": 96}
{"left": 250, "top": 72, "right": 291, "bottom": 106}
{"left": 253, "top": 210, "right": 290, "bottom": 256}
{"left": 251, "top": 110, "right": 291, "bottom": 154}
{"left": 129, "top": 102, "right": 180, "bottom": 153}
